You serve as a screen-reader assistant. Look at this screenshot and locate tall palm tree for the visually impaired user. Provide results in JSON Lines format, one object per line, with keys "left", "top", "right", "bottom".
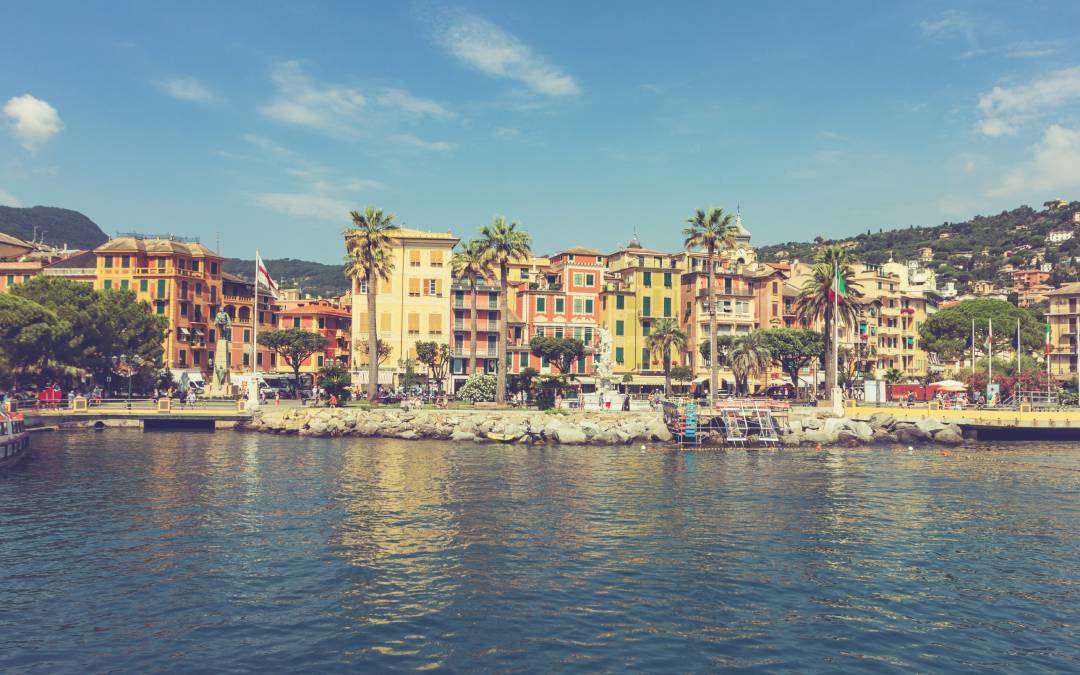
{"left": 344, "top": 207, "right": 399, "bottom": 400}
{"left": 646, "top": 318, "right": 688, "bottom": 397}
{"left": 683, "top": 207, "right": 738, "bottom": 405}
{"left": 451, "top": 239, "right": 491, "bottom": 380}
{"left": 729, "top": 331, "right": 771, "bottom": 395}
{"left": 884, "top": 367, "right": 905, "bottom": 385}
{"left": 478, "top": 216, "right": 532, "bottom": 404}
{"left": 794, "top": 244, "right": 863, "bottom": 394}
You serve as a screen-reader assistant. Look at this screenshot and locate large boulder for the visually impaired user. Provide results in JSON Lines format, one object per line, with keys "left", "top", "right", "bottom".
{"left": 915, "top": 419, "right": 949, "bottom": 435}
{"left": 803, "top": 428, "right": 836, "bottom": 444}
{"left": 895, "top": 424, "right": 931, "bottom": 443}
{"left": 933, "top": 425, "right": 964, "bottom": 446}
{"left": 851, "top": 421, "right": 874, "bottom": 443}
{"left": 553, "top": 423, "right": 587, "bottom": 444}
{"left": 450, "top": 430, "right": 476, "bottom": 441}
{"left": 802, "top": 417, "right": 822, "bottom": 430}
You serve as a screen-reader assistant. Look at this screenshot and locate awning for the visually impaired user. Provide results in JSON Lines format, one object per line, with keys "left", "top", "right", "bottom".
{"left": 352, "top": 369, "right": 396, "bottom": 385}
{"left": 180, "top": 327, "right": 191, "bottom": 336}
{"left": 193, "top": 329, "right": 205, "bottom": 337}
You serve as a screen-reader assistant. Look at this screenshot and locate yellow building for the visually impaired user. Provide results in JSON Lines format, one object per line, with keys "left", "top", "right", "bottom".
{"left": 599, "top": 240, "right": 683, "bottom": 387}
{"left": 94, "top": 236, "right": 224, "bottom": 372}
{"left": 1047, "top": 282, "right": 1080, "bottom": 379}
{"left": 350, "top": 228, "right": 459, "bottom": 387}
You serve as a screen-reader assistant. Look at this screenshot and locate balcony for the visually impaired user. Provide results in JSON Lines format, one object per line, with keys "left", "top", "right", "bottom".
{"left": 42, "top": 267, "right": 96, "bottom": 277}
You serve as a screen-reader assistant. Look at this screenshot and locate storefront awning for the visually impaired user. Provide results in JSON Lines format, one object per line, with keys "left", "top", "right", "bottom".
{"left": 352, "top": 369, "right": 396, "bottom": 385}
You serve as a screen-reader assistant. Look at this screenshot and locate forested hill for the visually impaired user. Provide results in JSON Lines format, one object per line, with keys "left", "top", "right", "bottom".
{"left": 223, "top": 258, "right": 349, "bottom": 298}
{"left": 757, "top": 201, "right": 1080, "bottom": 288}
{"left": 0, "top": 206, "right": 109, "bottom": 250}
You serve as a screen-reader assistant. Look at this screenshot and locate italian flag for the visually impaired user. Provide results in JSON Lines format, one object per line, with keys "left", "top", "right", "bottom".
{"left": 1046, "top": 321, "right": 1052, "bottom": 356}
{"left": 828, "top": 268, "right": 847, "bottom": 302}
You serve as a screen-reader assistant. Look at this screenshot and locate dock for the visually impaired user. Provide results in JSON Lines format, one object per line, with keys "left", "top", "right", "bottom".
{"left": 19, "top": 399, "right": 254, "bottom": 431}
{"left": 845, "top": 403, "right": 1080, "bottom": 440}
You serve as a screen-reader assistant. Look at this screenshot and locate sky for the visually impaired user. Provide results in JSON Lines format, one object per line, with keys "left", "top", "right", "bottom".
{"left": 2, "top": 1, "right": 1080, "bottom": 263}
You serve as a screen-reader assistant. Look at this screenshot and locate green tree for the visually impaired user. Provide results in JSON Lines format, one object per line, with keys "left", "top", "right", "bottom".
{"left": 795, "top": 245, "right": 863, "bottom": 393}
{"left": 684, "top": 207, "right": 737, "bottom": 405}
{"left": 415, "top": 341, "right": 452, "bottom": 393}
{"left": 355, "top": 338, "right": 393, "bottom": 366}
{"left": 257, "top": 328, "right": 328, "bottom": 398}
{"left": 670, "top": 364, "right": 693, "bottom": 387}
{"left": 317, "top": 362, "right": 352, "bottom": 403}
{"left": 645, "top": 318, "right": 688, "bottom": 397}
{"left": 0, "top": 293, "right": 64, "bottom": 385}
{"left": 344, "top": 207, "right": 399, "bottom": 400}
{"left": 884, "top": 367, "right": 906, "bottom": 384}
{"left": 530, "top": 336, "right": 586, "bottom": 376}
{"left": 729, "top": 332, "right": 771, "bottom": 395}
{"left": 918, "top": 298, "right": 1043, "bottom": 360}
{"left": 478, "top": 216, "right": 532, "bottom": 404}
{"left": 451, "top": 239, "right": 492, "bottom": 379}
{"left": 759, "top": 328, "right": 825, "bottom": 390}
{"left": 12, "top": 276, "right": 167, "bottom": 380}
{"left": 699, "top": 333, "right": 737, "bottom": 368}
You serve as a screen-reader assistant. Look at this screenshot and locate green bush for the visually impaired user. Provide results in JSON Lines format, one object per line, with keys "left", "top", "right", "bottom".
{"left": 458, "top": 373, "right": 496, "bottom": 403}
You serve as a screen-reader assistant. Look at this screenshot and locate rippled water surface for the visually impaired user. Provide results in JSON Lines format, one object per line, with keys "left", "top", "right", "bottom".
{"left": 2, "top": 430, "right": 1080, "bottom": 672}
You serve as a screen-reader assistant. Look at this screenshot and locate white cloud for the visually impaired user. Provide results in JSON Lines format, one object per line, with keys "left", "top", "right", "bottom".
{"left": 434, "top": 12, "right": 580, "bottom": 96}
{"left": 988, "top": 125, "right": 1080, "bottom": 197}
{"left": 0, "top": 187, "right": 22, "bottom": 207}
{"left": 3, "top": 94, "right": 63, "bottom": 150}
{"left": 376, "top": 88, "right": 453, "bottom": 118}
{"left": 260, "top": 61, "right": 367, "bottom": 136}
{"left": 493, "top": 126, "right": 520, "bottom": 140}
{"left": 975, "top": 66, "right": 1080, "bottom": 136}
{"left": 389, "top": 133, "right": 454, "bottom": 151}
{"left": 920, "top": 10, "right": 977, "bottom": 49}
{"left": 251, "top": 192, "right": 353, "bottom": 221}
{"left": 158, "top": 76, "right": 214, "bottom": 102}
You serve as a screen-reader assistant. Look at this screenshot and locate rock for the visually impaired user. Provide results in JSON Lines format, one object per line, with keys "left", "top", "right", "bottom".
{"left": 852, "top": 421, "right": 874, "bottom": 443}
{"left": 896, "top": 425, "right": 931, "bottom": 443}
{"left": 803, "top": 428, "right": 836, "bottom": 444}
{"left": 836, "top": 430, "right": 861, "bottom": 446}
{"left": 397, "top": 430, "right": 418, "bottom": 440}
{"left": 785, "top": 419, "right": 804, "bottom": 435}
{"left": 553, "top": 424, "right": 587, "bottom": 444}
{"left": 450, "top": 430, "right": 476, "bottom": 441}
{"left": 915, "top": 419, "right": 949, "bottom": 435}
{"left": 784, "top": 431, "right": 804, "bottom": 446}
{"left": 802, "top": 417, "right": 822, "bottom": 430}
{"left": 872, "top": 429, "right": 898, "bottom": 444}
{"left": 933, "top": 426, "right": 964, "bottom": 446}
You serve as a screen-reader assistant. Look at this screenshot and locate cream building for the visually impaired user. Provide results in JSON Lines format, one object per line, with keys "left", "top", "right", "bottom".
{"left": 350, "top": 228, "right": 459, "bottom": 387}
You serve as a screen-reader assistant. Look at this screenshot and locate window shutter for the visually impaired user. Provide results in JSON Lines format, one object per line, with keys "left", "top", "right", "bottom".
{"left": 430, "top": 250, "right": 443, "bottom": 266}
{"left": 409, "top": 250, "right": 421, "bottom": 266}
{"left": 408, "top": 313, "right": 420, "bottom": 333}
{"left": 409, "top": 277, "right": 421, "bottom": 296}
{"left": 435, "top": 279, "right": 443, "bottom": 296}
{"left": 358, "top": 312, "right": 368, "bottom": 328}
{"left": 429, "top": 313, "right": 442, "bottom": 333}
{"left": 380, "top": 312, "right": 391, "bottom": 332}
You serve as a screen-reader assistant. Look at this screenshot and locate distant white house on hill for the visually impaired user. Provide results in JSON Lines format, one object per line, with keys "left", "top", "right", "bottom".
{"left": 1048, "top": 230, "right": 1075, "bottom": 243}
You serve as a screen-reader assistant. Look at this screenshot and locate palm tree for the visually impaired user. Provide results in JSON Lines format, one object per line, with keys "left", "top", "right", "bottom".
{"left": 344, "top": 207, "right": 399, "bottom": 401}
{"left": 729, "top": 332, "right": 771, "bottom": 395}
{"left": 884, "top": 367, "right": 905, "bottom": 385}
{"left": 683, "top": 207, "right": 738, "bottom": 405}
{"left": 795, "top": 244, "right": 863, "bottom": 395}
{"left": 645, "top": 318, "right": 688, "bottom": 397}
{"left": 451, "top": 240, "right": 491, "bottom": 380}
{"left": 477, "top": 216, "right": 532, "bottom": 405}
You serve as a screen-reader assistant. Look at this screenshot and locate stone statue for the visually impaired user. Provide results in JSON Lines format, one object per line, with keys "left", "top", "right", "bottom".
{"left": 595, "top": 327, "right": 614, "bottom": 391}
{"left": 205, "top": 310, "right": 236, "bottom": 397}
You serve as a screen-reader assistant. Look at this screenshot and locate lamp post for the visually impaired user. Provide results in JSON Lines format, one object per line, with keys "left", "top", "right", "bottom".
{"left": 111, "top": 354, "right": 144, "bottom": 403}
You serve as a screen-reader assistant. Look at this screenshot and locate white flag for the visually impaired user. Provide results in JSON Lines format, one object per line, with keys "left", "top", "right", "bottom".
{"left": 255, "top": 251, "right": 278, "bottom": 297}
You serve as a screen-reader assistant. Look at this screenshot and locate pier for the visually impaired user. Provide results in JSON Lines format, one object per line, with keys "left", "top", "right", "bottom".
{"left": 19, "top": 399, "right": 253, "bottom": 432}
{"left": 845, "top": 403, "right": 1080, "bottom": 440}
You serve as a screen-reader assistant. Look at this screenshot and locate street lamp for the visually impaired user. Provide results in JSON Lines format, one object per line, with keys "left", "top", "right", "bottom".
{"left": 111, "top": 354, "right": 144, "bottom": 401}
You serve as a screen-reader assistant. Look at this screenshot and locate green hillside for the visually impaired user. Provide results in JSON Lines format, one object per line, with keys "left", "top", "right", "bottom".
{"left": 0, "top": 205, "right": 109, "bottom": 250}
{"left": 757, "top": 201, "right": 1080, "bottom": 290}
{"left": 223, "top": 257, "right": 349, "bottom": 298}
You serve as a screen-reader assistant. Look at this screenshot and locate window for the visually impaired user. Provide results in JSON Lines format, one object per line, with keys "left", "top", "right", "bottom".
{"left": 409, "top": 250, "right": 421, "bottom": 267}
{"left": 772, "top": 303, "right": 778, "bottom": 317}
{"left": 643, "top": 271, "right": 652, "bottom": 287}
{"left": 642, "top": 348, "right": 650, "bottom": 365}
{"left": 5, "top": 275, "right": 12, "bottom": 286}
{"left": 409, "top": 278, "right": 421, "bottom": 297}
{"left": 157, "top": 257, "right": 166, "bottom": 271}
{"left": 430, "top": 251, "right": 444, "bottom": 267}
{"left": 103, "top": 280, "right": 112, "bottom": 290}
{"left": 193, "top": 350, "right": 201, "bottom": 365}
{"left": 293, "top": 317, "right": 301, "bottom": 328}
{"left": 191, "top": 260, "right": 199, "bottom": 272}
{"left": 724, "top": 278, "right": 732, "bottom": 294}
{"left": 120, "top": 280, "right": 129, "bottom": 291}
{"left": 772, "top": 281, "right": 779, "bottom": 294}
{"left": 139, "top": 279, "right": 148, "bottom": 292}
{"left": 244, "top": 329, "right": 251, "bottom": 342}
{"left": 615, "top": 320, "right": 624, "bottom": 336}
{"left": 429, "top": 313, "right": 442, "bottom": 335}
{"left": 585, "top": 274, "right": 594, "bottom": 286}
{"left": 317, "top": 355, "right": 324, "bottom": 367}
{"left": 242, "top": 353, "right": 249, "bottom": 367}
{"left": 408, "top": 313, "right": 420, "bottom": 335}
{"left": 573, "top": 297, "right": 583, "bottom": 314}
{"left": 642, "top": 297, "right": 651, "bottom": 316}
{"left": 104, "top": 256, "right": 113, "bottom": 269}
{"left": 121, "top": 255, "right": 130, "bottom": 268}
{"left": 577, "top": 356, "right": 586, "bottom": 374}
{"left": 663, "top": 297, "right": 671, "bottom": 318}
{"left": 210, "top": 262, "right": 218, "bottom": 275}
{"left": 584, "top": 328, "right": 592, "bottom": 343}
{"left": 155, "top": 302, "right": 165, "bottom": 315}
{"left": 520, "top": 352, "right": 528, "bottom": 367}
{"left": 194, "top": 305, "right": 202, "bottom": 321}
{"left": 664, "top": 272, "right": 672, "bottom": 288}
{"left": 555, "top": 297, "right": 564, "bottom": 313}
{"left": 489, "top": 291, "right": 498, "bottom": 308}
{"left": 270, "top": 354, "right": 277, "bottom": 366}
{"left": 428, "top": 279, "right": 442, "bottom": 296}
{"left": 573, "top": 272, "right": 584, "bottom": 286}
{"left": 554, "top": 326, "right": 564, "bottom": 338}
{"left": 195, "top": 283, "right": 202, "bottom": 296}
{"left": 643, "top": 320, "right": 652, "bottom": 336}
{"left": 179, "top": 350, "right": 187, "bottom": 367}
{"left": 585, "top": 299, "right": 594, "bottom": 314}
{"left": 536, "top": 326, "right": 545, "bottom": 337}
{"left": 537, "top": 297, "right": 546, "bottom": 312}
{"left": 318, "top": 317, "right": 326, "bottom": 329}
{"left": 615, "top": 347, "right": 624, "bottom": 364}
{"left": 616, "top": 295, "right": 625, "bottom": 310}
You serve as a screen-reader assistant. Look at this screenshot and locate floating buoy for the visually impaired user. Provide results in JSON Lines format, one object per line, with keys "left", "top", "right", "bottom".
{"left": 815, "top": 443, "right": 822, "bottom": 452}
{"left": 907, "top": 446, "right": 914, "bottom": 451}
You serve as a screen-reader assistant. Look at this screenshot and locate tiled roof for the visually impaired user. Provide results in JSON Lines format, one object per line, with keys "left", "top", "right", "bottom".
{"left": 1047, "top": 282, "right": 1080, "bottom": 295}
{"left": 95, "top": 237, "right": 222, "bottom": 257}
{"left": 390, "top": 228, "right": 459, "bottom": 241}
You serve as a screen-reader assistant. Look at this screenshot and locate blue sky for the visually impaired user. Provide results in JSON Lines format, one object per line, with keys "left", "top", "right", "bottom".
{"left": 2, "top": 1, "right": 1080, "bottom": 262}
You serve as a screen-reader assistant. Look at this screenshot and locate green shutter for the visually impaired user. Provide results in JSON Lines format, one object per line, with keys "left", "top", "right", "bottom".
{"left": 664, "top": 272, "right": 672, "bottom": 288}
{"left": 643, "top": 320, "right": 651, "bottom": 336}
{"left": 585, "top": 299, "right": 594, "bottom": 314}
{"left": 663, "top": 297, "right": 671, "bottom": 317}
{"left": 642, "top": 348, "right": 650, "bottom": 365}
{"left": 615, "top": 347, "right": 624, "bottom": 363}
{"left": 615, "top": 320, "right": 624, "bottom": 336}
{"left": 616, "top": 295, "right": 625, "bottom": 310}
{"left": 643, "top": 271, "right": 651, "bottom": 286}
{"left": 120, "top": 280, "right": 129, "bottom": 290}
{"left": 157, "top": 280, "right": 166, "bottom": 297}
{"left": 643, "top": 297, "right": 651, "bottom": 316}
{"left": 139, "top": 279, "right": 148, "bottom": 292}
{"left": 555, "top": 297, "right": 564, "bottom": 313}
{"left": 537, "top": 296, "right": 546, "bottom": 312}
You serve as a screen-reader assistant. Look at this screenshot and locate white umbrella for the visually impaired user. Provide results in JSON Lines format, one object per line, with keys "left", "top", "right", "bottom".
{"left": 930, "top": 379, "right": 965, "bottom": 388}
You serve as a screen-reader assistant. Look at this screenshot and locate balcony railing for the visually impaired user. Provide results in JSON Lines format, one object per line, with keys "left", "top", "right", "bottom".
{"left": 42, "top": 267, "right": 96, "bottom": 277}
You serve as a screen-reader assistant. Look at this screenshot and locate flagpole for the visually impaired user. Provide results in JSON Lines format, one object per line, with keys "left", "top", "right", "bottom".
{"left": 832, "top": 264, "right": 841, "bottom": 414}
{"left": 249, "top": 252, "right": 260, "bottom": 410}
{"left": 988, "top": 318, "right": 993, "bottom": 404}
{"left": 1016, "top": 317, "right": 1021, "bottom": 382}
{"left": 971, "top": 318, "right": 975, "bottom": 400}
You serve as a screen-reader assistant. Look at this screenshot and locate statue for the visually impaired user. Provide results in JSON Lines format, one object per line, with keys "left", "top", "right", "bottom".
{"left": 595, "top": 327, "right": 615, "bottom": 392}
{"left": 205, "top": 310, "right": 237, "bottom": 397}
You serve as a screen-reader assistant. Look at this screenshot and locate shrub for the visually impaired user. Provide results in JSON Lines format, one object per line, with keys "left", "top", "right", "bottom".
{"left": 457, "top": 373, "right": 496, "bottom": 403}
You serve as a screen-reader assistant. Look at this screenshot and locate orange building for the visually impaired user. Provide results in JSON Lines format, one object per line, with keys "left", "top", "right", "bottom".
{"left": 277, "top": 298, "right": 351, "bottom": 375}
{"left": 93, "top": 236, "right": 223, "bottom": 372}
{"left": 221, "top": 272, "right": 279, "bottom": 373}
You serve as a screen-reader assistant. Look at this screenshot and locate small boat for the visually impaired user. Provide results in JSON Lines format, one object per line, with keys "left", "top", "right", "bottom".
{"left": 0, "top": 412, "right": 31, "bottom": 470}
{"left": 484, "top": 432, "right": 518, "bottom": 443}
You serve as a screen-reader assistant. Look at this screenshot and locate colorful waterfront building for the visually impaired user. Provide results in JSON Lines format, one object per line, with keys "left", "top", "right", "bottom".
{"left": 277, "top": 298, "right": 351, "bottom": 374}
{"left": 220, "top": 272, "right": 279, "bottom": 373}
{"left": 349, "top": 228, "right": 459, "bottom": 388}
{"left": 93, "top": 235, "right": 223, "bottom": 372}
{"left": 509, "top": 247, "right": 605, "bottom": 378}
{"left": 1047, "top": 282, "right": 1080, "bottom": 379}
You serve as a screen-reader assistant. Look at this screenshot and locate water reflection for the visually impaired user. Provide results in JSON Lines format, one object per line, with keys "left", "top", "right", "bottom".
{"left": 1, "top": 432, "right": 1078, "bottom": 672}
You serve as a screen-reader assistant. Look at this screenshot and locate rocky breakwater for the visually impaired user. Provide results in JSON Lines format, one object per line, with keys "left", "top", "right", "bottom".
{"left": 244, "top": 407, "right": 674, "bottom": 445}
{"left": 782, "top": 412, "right": 966, "bottom": 447}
